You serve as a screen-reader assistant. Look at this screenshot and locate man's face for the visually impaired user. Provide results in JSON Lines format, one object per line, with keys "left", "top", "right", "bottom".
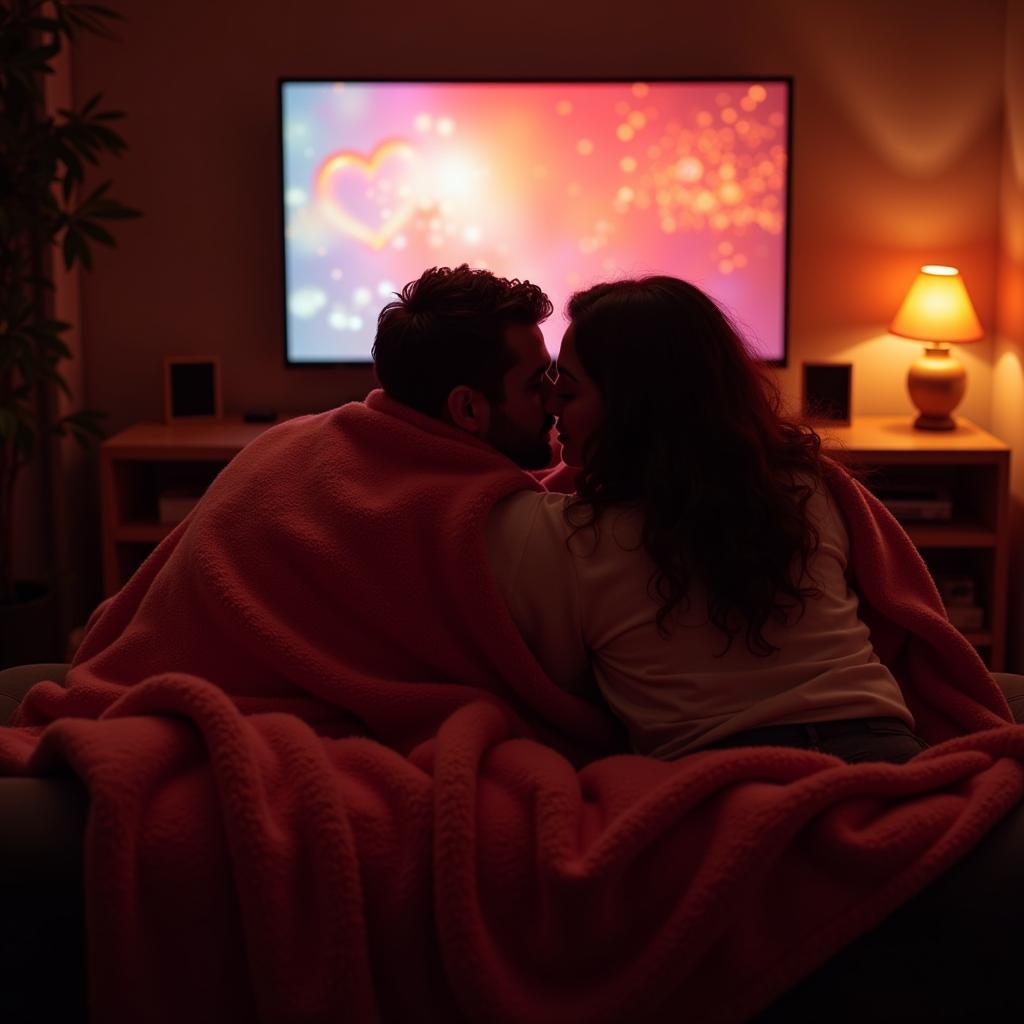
{"left": 483, "top": 323, "right": 555, "bottom": 469}
{"left": 545, "top": 325, "right": 604, "bottom": 468}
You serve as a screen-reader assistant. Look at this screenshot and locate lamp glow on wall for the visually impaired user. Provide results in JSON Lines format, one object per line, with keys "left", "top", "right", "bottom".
{"left": 889, "top": 265, "right": 984, "bottom": 430}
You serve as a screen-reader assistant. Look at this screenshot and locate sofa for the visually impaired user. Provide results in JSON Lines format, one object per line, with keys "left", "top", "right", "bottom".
{"left": 3, "top": 663, "right": 1024, "bottom": 1022}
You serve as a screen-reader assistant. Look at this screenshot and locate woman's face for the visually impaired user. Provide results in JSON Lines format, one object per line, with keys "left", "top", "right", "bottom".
{"left": 546, "top": 325, "right": 604, "bottom": 468}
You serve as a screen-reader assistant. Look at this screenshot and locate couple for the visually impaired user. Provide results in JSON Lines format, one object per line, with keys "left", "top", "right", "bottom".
{"left": 372, "top": 263, "right": 924, "bottom": 765}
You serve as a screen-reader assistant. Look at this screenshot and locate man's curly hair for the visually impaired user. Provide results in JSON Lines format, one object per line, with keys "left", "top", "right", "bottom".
{"left": 372, "top": 264, "right": 553, "bottom": 417}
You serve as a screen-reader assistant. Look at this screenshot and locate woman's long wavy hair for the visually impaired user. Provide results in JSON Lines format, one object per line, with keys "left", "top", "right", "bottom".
{"left": 565, "top": 276, "right": 827, "bottom": 657}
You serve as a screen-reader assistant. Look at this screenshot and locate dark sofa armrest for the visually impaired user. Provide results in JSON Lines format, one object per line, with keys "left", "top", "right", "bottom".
{"left": 993, "top": 672, "right": 1024, "bottom": 721}
{"left": 0, "top": 662, "right": 71, "bottom": 727}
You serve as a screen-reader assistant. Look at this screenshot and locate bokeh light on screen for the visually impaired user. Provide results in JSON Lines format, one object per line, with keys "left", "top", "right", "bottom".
{"left": 281, "top": 80, "right": 790, "bottom": 362}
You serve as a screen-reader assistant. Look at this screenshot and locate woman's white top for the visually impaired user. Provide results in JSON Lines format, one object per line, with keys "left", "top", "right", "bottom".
{"left": 484, "top": 483, "right": 914, "bottom": 759}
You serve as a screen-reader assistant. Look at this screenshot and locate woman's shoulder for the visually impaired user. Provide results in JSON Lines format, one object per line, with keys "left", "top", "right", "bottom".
{"left": 499, "top": 491, "right": 576, "bottom": 547}
{"left": 486, "top": 490, "right": 573, "bottom": 553}
{"left": 539, "top": 496, "right": 646, "bottom": 560}
{"left": 788, "top": 468, "right": 834, "bottom": 510}
{"left": 491, "top": 491, "right": 643, "bottom": 555}
{"left": 490, "top": 489, "right": 573, "bottom": 521}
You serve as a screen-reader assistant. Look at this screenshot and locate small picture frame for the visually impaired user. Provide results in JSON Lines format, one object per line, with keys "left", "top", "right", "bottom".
{"left": 802, "top": 362, "right": 852, "bottom": 426}
{"left": 163, "top": 355, "right": 222, "bottom": 424}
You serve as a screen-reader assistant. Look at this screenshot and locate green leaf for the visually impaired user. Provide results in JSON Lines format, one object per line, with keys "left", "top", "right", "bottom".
{"left": 61, "top": 163, "right": 81, "bottom": 201}
{"left": 25, "top": 323, "right": 72, "bottom": 349}
{"left": 64, "top": 408, "right": 108, "bottom": 427}
{"left": 57, "top": 408, "right": 108, "bottom": 446}
{"left": 68, "top": 429, "right": 94, "bottom": 450}
{"left": 9, "top": 41, "right": 61, "bottom": 67}
{"left": 71, "top": 3, "right": 126, "bottom": 21}
{"left": 23, "top": 275, "right": 55, "bottom": 294}
{"left": 58, "top": 123, "right": 100, "bottom": 165}
{"left": 64, "top": 4, "right": 124, "bottom": 40}
{"left": 90, "top": 199, "right": 142, "bottom": 221}
{"left": 14, "top": 355, "right": 37, "bottom": 388}
{"left": 76, "top": 219, "right": 116, "bottom": 246}
{"left": 81, "top": 179, "right": 111, "bottom": 205}
{"left": 79, "top": 92, "right": 102, "bottom": 117}
{"left": 39, "top": 336, "right": 74, "bottom": 361}
{"left": 90, "top": 124, "right": 128, "bottom": 152}
{"left": 70, "top": 3, "right": 126, "bottom": 18}
{"left": 41, "top": 368, "right": 73, "bottom": 399}
{"left": 61, "top": 227, "right": 93, "bottom": 271}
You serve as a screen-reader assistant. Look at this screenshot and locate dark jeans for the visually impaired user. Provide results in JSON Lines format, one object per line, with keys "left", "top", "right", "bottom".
{"left": 706, "top": 716, "right": 928, "bottom": 765}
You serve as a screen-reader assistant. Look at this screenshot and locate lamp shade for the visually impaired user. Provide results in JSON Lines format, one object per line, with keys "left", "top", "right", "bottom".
{"left": 889, "top": 265, "right": 984, "bottom": 343}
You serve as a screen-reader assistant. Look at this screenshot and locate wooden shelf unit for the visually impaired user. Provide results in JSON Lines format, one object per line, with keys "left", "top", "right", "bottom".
{"left": 819, "top": 415, "right": 1010, "bottom": 670}
{"left": 100, "top": 418, "right": 281, "bottom": 596}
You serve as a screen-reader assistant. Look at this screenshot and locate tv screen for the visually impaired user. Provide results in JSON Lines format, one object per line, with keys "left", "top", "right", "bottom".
{"left": 279, "top": 79, "right": 791, "bottom": 365}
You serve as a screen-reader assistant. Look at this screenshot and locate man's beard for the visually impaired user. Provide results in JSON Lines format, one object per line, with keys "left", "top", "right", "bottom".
{"left": 485, "top": 408, "right": 553, "bottom": 469}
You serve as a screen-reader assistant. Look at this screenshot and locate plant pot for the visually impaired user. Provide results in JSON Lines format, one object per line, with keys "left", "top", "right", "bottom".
{"left": 0, "top": 581, "right": 61, "bottom": 669}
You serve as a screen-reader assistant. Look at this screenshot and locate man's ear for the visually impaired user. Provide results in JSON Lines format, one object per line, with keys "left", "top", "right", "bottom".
{"left": 445, "top": 385, "right": 489, "bottom": 435}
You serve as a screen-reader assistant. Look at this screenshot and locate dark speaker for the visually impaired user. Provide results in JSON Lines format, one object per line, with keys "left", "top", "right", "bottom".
{"left": 802, "top": 362, "right": 852, "bottom": 425}
{"left": 163, "top": 356, "right": 222, "bottom": 423}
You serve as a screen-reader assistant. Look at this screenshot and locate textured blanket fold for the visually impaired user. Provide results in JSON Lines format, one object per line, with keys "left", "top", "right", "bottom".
{"left": 2, "top": 389, "right": 1022, "bottom": 1023}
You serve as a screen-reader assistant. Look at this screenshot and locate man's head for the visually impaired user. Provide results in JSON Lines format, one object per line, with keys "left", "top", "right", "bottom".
{"left": 372, "top": 265, "right": 556, "bottom": 468}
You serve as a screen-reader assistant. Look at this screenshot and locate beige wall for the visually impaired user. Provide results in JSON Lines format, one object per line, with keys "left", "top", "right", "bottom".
{"left": 58, "top": 0, "right": 1017, "bottom": 644}
{"left": 993, "top": 0, "right": 1024, "bottom": 667}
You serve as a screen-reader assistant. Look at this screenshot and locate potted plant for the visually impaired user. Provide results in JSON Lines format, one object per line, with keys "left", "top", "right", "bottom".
{"left": 0, "top": 0, "right": 140, "bottom": 664}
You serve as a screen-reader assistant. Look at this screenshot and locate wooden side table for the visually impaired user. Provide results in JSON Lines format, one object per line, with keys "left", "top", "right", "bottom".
{"left": 819, "top": 415, "right": 1010, "bottom": 670}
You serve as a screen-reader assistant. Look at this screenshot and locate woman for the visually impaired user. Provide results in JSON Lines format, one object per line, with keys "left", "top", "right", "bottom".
{"left": 485, "top": 275, "right": 927, "bottom": 764}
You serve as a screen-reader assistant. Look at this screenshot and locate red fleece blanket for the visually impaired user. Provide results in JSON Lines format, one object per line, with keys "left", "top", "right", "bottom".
{"left": 2, "top": 390, "right": 1023, "bottom": 1023}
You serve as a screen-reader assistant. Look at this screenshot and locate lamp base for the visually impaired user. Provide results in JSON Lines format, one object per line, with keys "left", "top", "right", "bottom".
{"left": 912, "top": 412, "right": 957, "bottom": 431}
{"left": 907, "top": 344, "right": 966, "bottom": 432}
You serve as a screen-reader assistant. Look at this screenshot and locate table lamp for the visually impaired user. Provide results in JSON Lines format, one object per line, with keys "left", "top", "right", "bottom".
{"left": 889, "top": 265, "right": 984, "bottom": 430}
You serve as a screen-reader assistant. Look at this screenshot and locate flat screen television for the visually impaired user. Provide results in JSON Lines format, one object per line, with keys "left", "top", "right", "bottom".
{"left": 279, "top": 78, "right": 792, "bottom": 365}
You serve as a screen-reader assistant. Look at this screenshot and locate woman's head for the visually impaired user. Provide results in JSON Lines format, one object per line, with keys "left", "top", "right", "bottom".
{"left": 552, "top": 275, "right": 825, "bottom": 657}
{"left": 551, "top": 276, "right": 773, "bottom": 473}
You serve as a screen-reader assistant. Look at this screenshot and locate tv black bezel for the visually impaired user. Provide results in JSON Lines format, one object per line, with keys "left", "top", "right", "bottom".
{"left": 277, "top": 76, "right": 793, "bottom": 369}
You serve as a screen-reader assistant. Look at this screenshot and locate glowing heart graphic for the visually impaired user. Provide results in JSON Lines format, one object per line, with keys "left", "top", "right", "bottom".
{"left": 315, "top": 140, "right": 419, "bottom": 250}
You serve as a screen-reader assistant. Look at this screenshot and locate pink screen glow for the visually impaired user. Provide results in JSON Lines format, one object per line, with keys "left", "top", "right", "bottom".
{"left": 281, "top": 80, "right": 790, "bottom": 363}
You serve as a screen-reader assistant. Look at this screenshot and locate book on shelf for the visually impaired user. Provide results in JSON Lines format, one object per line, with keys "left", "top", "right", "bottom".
{"left": 937, "top": 575, "right": 984, "bottom": 632}
{"left": 158, "top": 489, "right": 203, "bottom": 525}
{"left": 873, "top": 482, "right": 953, "bottom": 523}
{"left": 946, "top": 605, "right": 985, "bottom": 631}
